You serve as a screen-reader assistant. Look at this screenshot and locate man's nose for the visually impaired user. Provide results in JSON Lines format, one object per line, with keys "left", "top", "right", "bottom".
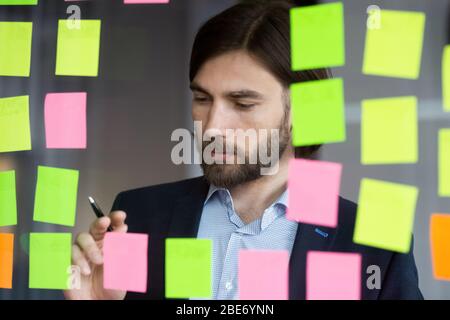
{"left": 204, "top": 102, "right": 232, "bottom": 135}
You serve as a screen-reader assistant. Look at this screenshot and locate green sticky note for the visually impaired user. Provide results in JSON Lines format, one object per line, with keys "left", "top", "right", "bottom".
{"left": 55, "top": 19, "right": 101, "bottom": 77}
{"left": 290, "top": 2, "right": 345, "bottom": 71}
{"left": 362, "top": 10, "right": 425, "bottom": 79}
{"left": 165, "top": 238, "right": 212, "bottom": 298}
{"left": 361, "top": 96, "right": 418, "bottom": 164}
{"left": 29, "top": 233, "right": 71, "bottom": 289}
{"left": 0, "top": 0, "right": 37, "bottom": 4}
{"left": 353, "top": 178, "right": 418, "bottom": 253}
{"left": 442, "top": 46, "right": 450, "bottom": 112}
{"left": 0, "top": 95, "right": 32, "bottom": 153}
{"left": 33, "top": 166, "right": 79, "bottom": 227}
{"left": 439, "top": 129, "right": 450, "bottom": 197}
{"left": 0, "top": 171, "right": 17, "bottom": 227}
{"left": 0, "top": 22, "right": 33, "bottom": 77}
{"left": 290, "top": 78, "right": 346, "bottom": 147}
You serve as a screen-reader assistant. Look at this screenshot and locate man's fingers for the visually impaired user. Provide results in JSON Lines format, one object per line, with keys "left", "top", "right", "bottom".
{"left": 113, "top": 224, "right": 128, "bottom": 234}
{"left": 109, "top": 211, "right": 127, "bottom": 229}
{"left": 75, "top": 232, "right": 103, "bottom": 265}
{"left": 89, "top": 217, "right": 111, "bottom": 241}
{"left": 72, "top": 245, "right": 91, "bottom": 276}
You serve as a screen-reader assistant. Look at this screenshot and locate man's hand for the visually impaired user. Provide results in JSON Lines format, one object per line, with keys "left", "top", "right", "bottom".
{"left": 64, "top": 210, "right": 128, "bottom": 300}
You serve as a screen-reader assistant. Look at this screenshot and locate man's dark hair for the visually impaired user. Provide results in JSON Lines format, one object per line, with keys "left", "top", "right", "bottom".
{"left": 189, "top": 0, "right": 331, "bottom": 159}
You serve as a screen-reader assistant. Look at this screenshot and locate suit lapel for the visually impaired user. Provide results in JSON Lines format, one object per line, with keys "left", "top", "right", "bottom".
{"left": 289, "top": 223, "right": 337, "bottom": 299}
{"left": 167, "top": 177, "right": 210, "bottom": 238}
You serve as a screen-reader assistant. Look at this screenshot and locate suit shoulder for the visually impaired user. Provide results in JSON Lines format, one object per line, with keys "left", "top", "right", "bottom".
{"left": 115, "top": 176, "right": 207, "bottom": 202}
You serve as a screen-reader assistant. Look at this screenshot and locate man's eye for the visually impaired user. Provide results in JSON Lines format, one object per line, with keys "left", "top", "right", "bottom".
{"left": 236, "top": 103, "right": 255, "bottom": 109}
{"left": 194, "top": 97, "right": 209, "bottom": 103}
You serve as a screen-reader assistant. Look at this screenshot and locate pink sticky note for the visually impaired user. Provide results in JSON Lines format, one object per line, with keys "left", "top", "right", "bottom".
{"left": 103, "top": 232, "right": 148, "bottom": 293}
{"left": 124, "top": 0, "right": 169, "bottom": 3}
{"left": 44, "top": 92, "right": 87, "bottom": 149}
{"left": 287, "top": 159, "right": 342, "bottom": 227}
{"left": 307, "top": 251, "right": 361, "bottom": 300}
{"left": 238, "top": 250, "right": 289, "bottom": 300}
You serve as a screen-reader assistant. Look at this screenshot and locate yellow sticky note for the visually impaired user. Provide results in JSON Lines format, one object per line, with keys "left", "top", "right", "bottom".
{"left": 55, "top": 19, "right": 101, "bottom": 77}
{"left": 0, "top": 22, "right": 33, "bottom": 77}
{"left": 290, "top": 78, "right": 346, "bottom": 147}
{"left": 439, "top": 129, "right": 450, "bottom": 197}
{"left": 362, "top": 10, "right": 425, "bottom": 79}
{"left": 361, "top": 96, "right": 418, "bottom": 164}
{"left": 0, "top": 96, "right": 32, "bottom": 153}
{"left": 353, "top": 178, "right": 418, "bottom": 253}
{"left": 290, "top": 2, "right": 345, "bottom": 70}
{"left": 442, "top": 46, "right": 450, "bottom": 112}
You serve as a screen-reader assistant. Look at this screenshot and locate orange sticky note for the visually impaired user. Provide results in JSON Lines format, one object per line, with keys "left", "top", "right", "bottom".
{"left": 0, "top": 233, "right": 14, "bottom": 289}
{"left": 430, "top": 214, "right": 450, "bottom": 281}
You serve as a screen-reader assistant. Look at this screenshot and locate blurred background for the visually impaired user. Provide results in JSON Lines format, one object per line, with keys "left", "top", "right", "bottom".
{"left": 0, "top": 0, "right": 449, "bottom": 299}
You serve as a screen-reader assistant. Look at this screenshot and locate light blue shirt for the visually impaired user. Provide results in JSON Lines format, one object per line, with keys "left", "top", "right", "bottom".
{"left": 196, "top": 185, "right": 298, "bottom": 300}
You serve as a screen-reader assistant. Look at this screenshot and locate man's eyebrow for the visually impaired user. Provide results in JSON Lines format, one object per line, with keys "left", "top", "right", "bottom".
{"left": 189, "top": 82, "right": 210, "bottom": 95}
{"left": 226, "top": 90, "right": 264, "bottom": 100}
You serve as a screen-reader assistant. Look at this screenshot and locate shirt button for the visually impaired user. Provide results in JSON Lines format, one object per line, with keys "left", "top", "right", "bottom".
{"left": 225, "top": 281, "right": 233, "bottom": 291}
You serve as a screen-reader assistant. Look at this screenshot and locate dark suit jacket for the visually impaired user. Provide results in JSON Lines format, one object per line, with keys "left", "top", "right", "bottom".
{"left": 111, "top": 176, "right": 424, "bottom": 300}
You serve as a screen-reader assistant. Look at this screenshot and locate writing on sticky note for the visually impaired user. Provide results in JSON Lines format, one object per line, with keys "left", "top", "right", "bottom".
{"left": 439, "top": 129, "right": 450, "bottom": 197}
{"left": 442, "top": 46, "right": 450, "bottom": 112}
{"left": 290, "top": 2, "right": 345, "bottom": 71}
{"left": 290, "top": 78, "right": 346, "bottom": 146}
{"left": 239, "top": 250, "right": 289, "bottom": 300}
{"left": 0, "top": 233, "right": 14, "bottom": 289}
{"left": 287, "top": 159, "right": 341, "bottom": 228}
{"left": 307, "top": 251, "right": 361, "bottom": 300}
{"left": 0, "top": 22, "right": 33, "bottom": 76}
{"left": 0, "top": 0, "right": 37, "bottom": 4}
{"left": 33, "top": 166, "right": 79, "bottom": 227}
{"left": 0, "top": 171, "right": 17, "bottom": 227}
{"left": 0, "top": 95, "right": 32, "bottom": 153}
{"left": 362, "top": 10, "right": 425, "bottom": 79}
{"left": 165, "top": 238, "right": 212, "bottom": 299}
{"left": 29, "top": 233, "right": 71, "bottom": 289}
{"left": 44, "top": 92, "right": 87, "bottom": 149}
{"left": 103, "top": 232, "right": 148, "bottom": 293}
{"left": 361, "top": 96, "right": 418, "bottom": 165}
{"left": 430, "top": 214, "right": 450, "bottom": 281}
{"left": 55, "top": 19, "right": 101, "bottom": 77}
{"left": 353, "top": 178, "right": 418, "bottom": 253}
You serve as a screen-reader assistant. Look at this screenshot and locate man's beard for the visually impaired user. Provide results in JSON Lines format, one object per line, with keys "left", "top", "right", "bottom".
{"left": 200, "top": 114, "right": 290, "bottom": 189}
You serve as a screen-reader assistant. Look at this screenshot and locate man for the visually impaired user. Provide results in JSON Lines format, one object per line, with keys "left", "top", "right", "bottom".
{"left": 64, "top": 0, "right": 423, "bottom": 300}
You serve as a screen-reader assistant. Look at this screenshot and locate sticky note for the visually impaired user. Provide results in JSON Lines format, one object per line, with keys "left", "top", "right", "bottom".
{"left": 0, "top": 95, "right": 32, "bottom": 153}
{"left": 361, "top": 96, "right": 418, "bottom": 164}
{"left": 29, "top": 233, "right": 71, "bottom": 289}
{"left": 44, "top": 92, "right": 87, "bottom": 149}
{"left": 103, "top": 232, "right": 148, "bottom": 293}
{"left": 124, "top": 0, "right": 169, "bottom": 3}
{"left": 443, "top": 46, "right": 450, "bottom": 112}
{"left": 165, "top": 238, "right": 212, "bottom": 298}
{"left": 55, "top": 19, "right": 101, "bottom": 77}
{"left": 362, "top": 10, "right": 425, "bottom": 79}
{"left": 290, "top": 78, "right": 346, "bottom": 146}
{"left": 290, "top": 2, "right": 345, "bottom": 70}
{"left": 430, "top": 214, "right": 450, "bottom": 281}
{"left": 0, "top": 0, "right": 37, "bottom": 4}
{"left": 0, "top": 171, "right": 17, "bottom": 227}
{"left": 353, "top": 178, "right": 418, "bottom": 253}
{"left": 33, "top": 166, "right": 79, "bottom": 227}
{"left": 0, "top": 233, "right": 14, "bottom": 289}
{"left": 287, "top": 159, "right": 342, "bottom": 227}
{"left": 238, "top": 250, "right": 289, "bottom": 300}
{"left": 439, "top": 129, "right": 450, "bottom": 197}
{"left": 307, "top": 251, "right": 361, "bottom": 300}
{"left": 0, "top": 22, "right": 33, "bottom": 76}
